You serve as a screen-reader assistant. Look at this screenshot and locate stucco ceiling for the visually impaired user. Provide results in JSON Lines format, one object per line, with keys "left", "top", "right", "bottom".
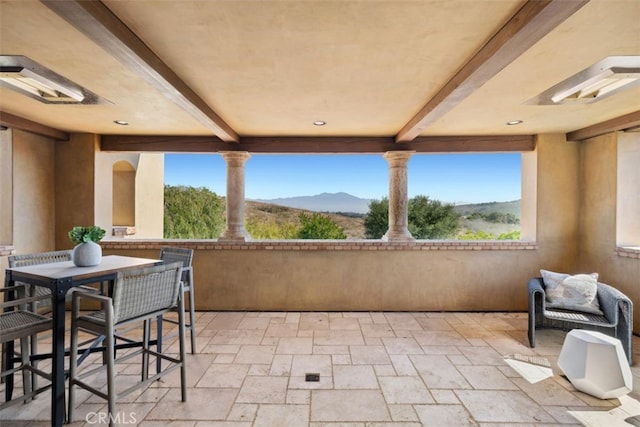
{"left": 0, "top": 0, "right": 639, "bottom": 147}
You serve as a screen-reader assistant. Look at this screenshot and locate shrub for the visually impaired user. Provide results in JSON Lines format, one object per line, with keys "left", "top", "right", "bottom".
{"left": 246, "top": 217, "right": 299, "bottom": 239}
{"left": 297, "top": 212, "right": 346, "bottom": 239}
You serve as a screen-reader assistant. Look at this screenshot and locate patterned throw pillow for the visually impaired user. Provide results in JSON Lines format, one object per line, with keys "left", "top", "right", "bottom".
{"left": 540, "top": 269, "right": 603, "bottom": 315}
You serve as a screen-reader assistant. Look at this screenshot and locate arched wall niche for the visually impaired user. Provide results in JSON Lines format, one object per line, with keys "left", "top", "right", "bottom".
{"left": 112, "top": 160, "right": 136, "bottom": 227}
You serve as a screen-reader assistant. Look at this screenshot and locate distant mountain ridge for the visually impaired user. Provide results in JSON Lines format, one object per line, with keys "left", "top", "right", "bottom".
{"left": 253, "top": 192, "right": 372, "bottom": 214}
{"left": 253, "top": 192, "right": 521, "bottom": 216}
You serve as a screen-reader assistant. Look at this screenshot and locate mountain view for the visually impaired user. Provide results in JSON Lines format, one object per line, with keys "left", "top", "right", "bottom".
{"left": 247, "top": 192, "right": 520, "bottom": 239}
{"left": 254, "top": 192, "right": 519, "bottom": 216}
{"left": 253, "top": 192, "right": 372, "bottom": 214}
{"left": 164, "top": 185, "right": 521, "bottom": 240}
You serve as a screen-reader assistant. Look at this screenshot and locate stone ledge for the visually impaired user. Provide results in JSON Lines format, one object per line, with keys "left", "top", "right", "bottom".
{"left": 101, "top": 239, "right": 537, "bottom": 251}
{"left": 616, "top": 246, "right": 640, "bottom": 259}
{"left": 112, "top": 226, "right": 136, "bottom": 237}
{"left": 0, "top": 245, "right": 15, "bottom": 257}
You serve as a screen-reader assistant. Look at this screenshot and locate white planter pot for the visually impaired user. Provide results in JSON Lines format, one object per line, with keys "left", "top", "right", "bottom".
{"left": 73, "top": 241, "right": 102, "bottom": 267}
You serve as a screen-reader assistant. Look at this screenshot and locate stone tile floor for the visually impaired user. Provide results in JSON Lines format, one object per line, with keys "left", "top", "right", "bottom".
{"left": 1, "top": 311, "right": 639, "bottom": 426}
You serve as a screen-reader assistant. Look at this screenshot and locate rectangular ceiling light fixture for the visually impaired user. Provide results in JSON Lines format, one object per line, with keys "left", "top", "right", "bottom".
{"left": 0, "top": 55, "right": 108, "bottom": 105}
{"left": 529, "top": 56, "right": 640, "bottom": 105}
{"left": 0, "top": 65, "right": 84, "bottom": 102}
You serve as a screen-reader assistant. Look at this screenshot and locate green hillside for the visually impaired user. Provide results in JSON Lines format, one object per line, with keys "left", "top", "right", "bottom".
{"left": 454, "top": 200, "right": 521, "bottom": 239}
{"left": 454, "top": 200, "right": 521, "bottom": 217}
{"left": 247, "top": 201, "right": 364, "bottom": 239}
{"left": 164, "top": 186, "right": 521, "bottom": 240}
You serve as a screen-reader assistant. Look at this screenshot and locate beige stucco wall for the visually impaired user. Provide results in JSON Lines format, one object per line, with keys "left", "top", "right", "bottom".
{"left": 94, "top": 152, "right": 164, "bottom": 238}
{"left": 55, "top": 133, "right": 97, "bottom": 250}
{"left": 535, "top": 134, "right": 580, "bottom": 270}
{"left": 112, "top": 162, "right": 136, "bottom": 226}
{"left": 617, "top": 133, "right": 640, "bottom": 247}
{"left": 4, "top": 133, "right": 164, "bottom": 261}
{"left": 134, "top": 153, "right": 164, "bottom": 238}
{"left": 12, "top": 130, "right": 57, "bottom": 254}
{"left": 578, "top": 131, "right": 640, "bottom": 331}
{"left": 0, "top": 129, "right": 57, "bottom": 271}
{"left": 0, "top": 128, "right": 12, "bottom": 246}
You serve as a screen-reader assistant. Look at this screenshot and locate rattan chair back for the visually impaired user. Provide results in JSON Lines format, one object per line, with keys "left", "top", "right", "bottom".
{"left": 111, "top": 262, "right": 183, "bottom": 324}
{"left": 8, "top": 250, "right": 73, "bottom": 305}
{"left": 159, "top": 247, "right": 193, "bottom": 281}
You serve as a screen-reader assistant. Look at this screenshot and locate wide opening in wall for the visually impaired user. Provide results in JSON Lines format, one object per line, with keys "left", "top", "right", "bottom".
{"left": 162, "top": 152, "right": 536, "bottom": 242}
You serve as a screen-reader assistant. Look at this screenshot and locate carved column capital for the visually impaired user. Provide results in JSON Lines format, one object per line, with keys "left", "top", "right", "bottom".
{"left": 221, "top": 151, "right": 251, "bottom": 167}
{"left": 383, "top": 150, "right": 414, "bottom": 167}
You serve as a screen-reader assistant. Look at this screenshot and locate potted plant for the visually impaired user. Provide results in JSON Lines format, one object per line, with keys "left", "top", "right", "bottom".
{"left": 68, "top": 225, "right": 106, "bottom": 267}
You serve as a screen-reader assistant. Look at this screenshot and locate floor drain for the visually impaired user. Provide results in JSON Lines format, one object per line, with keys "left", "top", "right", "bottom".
{"left": 305, "top": 373, "right": 320, "bottom": 382}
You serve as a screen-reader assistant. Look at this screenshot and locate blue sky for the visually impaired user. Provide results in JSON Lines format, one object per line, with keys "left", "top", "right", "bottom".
{"left": 164, "top": 153, "right": 521, "bottom": 204}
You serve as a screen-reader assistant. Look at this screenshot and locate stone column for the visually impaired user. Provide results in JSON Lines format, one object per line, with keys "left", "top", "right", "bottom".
{"left": 383, "top": 151, "right": 415, "bottom": 241}
{"left": 220, "top": 151, "right": 251, "bottom": 241}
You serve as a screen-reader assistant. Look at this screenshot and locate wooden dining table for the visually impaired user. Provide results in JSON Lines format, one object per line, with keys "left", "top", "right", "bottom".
{"left": 4, "top": 255, "right": 162, "bottom": 427}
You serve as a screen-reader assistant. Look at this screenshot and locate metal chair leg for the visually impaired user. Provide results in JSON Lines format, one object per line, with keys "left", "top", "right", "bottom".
{"left": 20, "top": 338, "right": 31, "bottom": 403}
{"left": 187, "top": 286, "right": 196, "bottom": 353}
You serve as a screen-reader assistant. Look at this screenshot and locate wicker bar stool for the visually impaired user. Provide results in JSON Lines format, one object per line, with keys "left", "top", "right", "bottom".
{"left": 159, "top": 247, "right": 196, "bottom": 353}
{"left": 67, "top": 262, "right": 187, "bottom": 426}
{"left": 5, "top": 250, "right": 72, "bottom": 391}
{"left": 0, "top": 284, "right": 53, "bottom": 409}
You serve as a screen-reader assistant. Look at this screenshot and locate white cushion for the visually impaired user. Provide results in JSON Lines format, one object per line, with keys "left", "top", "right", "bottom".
{"left": 540, "top": 269, "right": 603, "bottom": 315}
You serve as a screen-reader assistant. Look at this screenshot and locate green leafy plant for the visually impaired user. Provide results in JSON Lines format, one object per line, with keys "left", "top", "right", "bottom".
{"left": 297, "top": 212, "right": 346, "bottom": 239}
{"left": 68, "top": 225, "right": 106, "bottom": 244}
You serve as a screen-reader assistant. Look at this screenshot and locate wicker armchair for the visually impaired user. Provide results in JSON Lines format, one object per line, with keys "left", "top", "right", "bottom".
{"left": 0, "top": 285, "right": 52, "bottom": 409}
{"left": 528, "top": 277, "right": 633, "bottom": 364}
{"left": 159, "top": 247, "right": 196, "bottom": 353}
{"left": 68, "top": 262, "right": 187, "bottom": 425}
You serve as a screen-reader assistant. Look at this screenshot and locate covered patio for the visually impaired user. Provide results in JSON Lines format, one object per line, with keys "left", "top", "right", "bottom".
{"left": 2, "top": 311, "right": 640, "bottom": 425}
{"left": 1, "top": 0, "right": 639, "bottom": 425}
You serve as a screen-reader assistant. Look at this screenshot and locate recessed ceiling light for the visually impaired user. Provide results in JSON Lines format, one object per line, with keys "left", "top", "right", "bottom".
{"left": 313, "top": 120, "right": 326, "bottom": 126}
{"left": 113, "top": 120, "right": 129, "bottom": 126}
{"left": 506, "top": 120, "right": 523, "bottom": 126}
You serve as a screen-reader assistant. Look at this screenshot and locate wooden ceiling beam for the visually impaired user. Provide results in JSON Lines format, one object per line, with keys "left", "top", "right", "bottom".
{"left": 0, "top": 111, "right": 70, "bottom": 141}
{"left": 566, "top": 110, "right": 640, "bottom": 141}
{"left": 101, "top": 134, "right": 534, "bottom": 153}
{"left": 395, "top": 0, "right": 589, "bottom": 143}
{"left": 41, "top": 0, "right": 239, "bottom": 143}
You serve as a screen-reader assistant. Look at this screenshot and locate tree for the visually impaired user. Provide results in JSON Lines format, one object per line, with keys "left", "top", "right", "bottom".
{"left": 297, "top": 212, "right": 346, "bottom": 239}
{"left": 408, "top": 195, "right": 459, "bottom": 239}
{"left": 164, "top": 185, "right": 225, "bottom": 238}
{"left": 363, "top": 195, "right": 460, "bottom": 239}
{"left": 363, "top": 197, "right": 389, "bottom": 239}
